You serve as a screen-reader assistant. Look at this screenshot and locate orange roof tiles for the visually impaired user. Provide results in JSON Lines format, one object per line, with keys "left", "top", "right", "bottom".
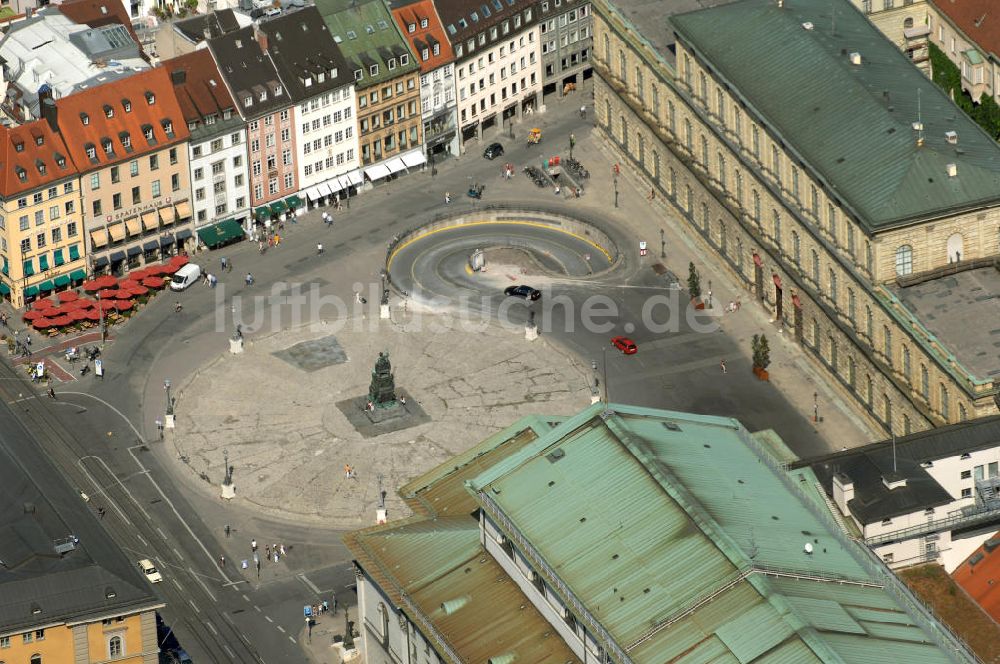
{"left": 54, "top": 67, "right": 189, "bottom": 172}
{"left": 952, "top": 531, "right": 1000, "bottom": 620}
{"left": 0, "top": 118, "right": 78, "bottom": 198}
{"left": 935, "top": 0, "right": 1000, "bottom": 59}
{"left": 162, "top": 50, "right": 236, "bottom": 124}
{"left": 58, "top": 0, "right": 142, "bottom": 50}
{"left": 390, "top": 0, "right": 454, "bottom": 74}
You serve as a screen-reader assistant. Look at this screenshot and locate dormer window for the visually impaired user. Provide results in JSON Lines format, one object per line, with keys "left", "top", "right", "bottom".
{"left": 330, "top": 67, "right": 338, "bottom": 79}
{"left": 145, "top": 91, "right": 155, "bottom": 105}
{"left": 85, "top": 143, "right": 97, "bottom": 159}
{"left": 122, "top": 99, "right": 132, "bottom": 112}
{"left": 161, "top": 120, "right": 174, "bottom": 136}
{"left": 259, "top": 90, "right": 267, "bottom": 101}
{"left": 407, "top": 23, "right": 415, "bottom": 33}
{"left": 420, "top": 18, "right": 428, "bottom": 28}
{"left": 400, "top": 54, "right": 409, "bottom": 65}
{"left": 187, "top": 121, "right": 197, "bottom": 131}
{"left": 15, "top": 167, "right": 26, "bottom": 182}
{"left": 55, "top": 153, "right": 66, "bottom": 168}
{"left": 104, "top": 104, "right": 114, "bottom": 118}
{"left": 244, "top": 96, "right": 253, "bottom": 107}
{"left": 302, "top": 77, "right": 312, "bottom": 87}
{"left": 223, "top": 109, "right": 232, "bottom": 120}
{"left": 317, "top": 71, "right": 325, "bottom": 83}
{"left": 388, "top": 58, "right": 396, "bottom": 70}
{"left": 36, "top": 160, "right": 46, "bottom": 175}
{"left": 205, "top": 114, "right": 216, "bottom": 125}
{"left": 369, "top": 64, "right": 378, "bottom": 76}
{"left": 471, "top": 11, "right": 479, "bottom": 22}
{"left": 142, "top": 125, "right": 154, "bottom": 141}
{"left": 34, "top": 134, "right": 43, "bottom": 146}
{"left": 80, "top": 112, "right": 89, "bottom": 126}
{"left": 354, "top": 69, "right": 362, "bottom": 80}
{"left": 103, "top": 139, "right": 114, "bottom": 155}
{"left": 120, "top": 132, "right": 131, "bottom": 148}
{"left": 433, "top": 43, "right": 440, "bottom": 56}
{"left": 13, "top": 139, "right": 23, "bottom": 152}
{"left": 421, "top": 48, "right": 428, "bottom": 60}
{"left": 274, "top": 85, "right": 282, "bottom": 96}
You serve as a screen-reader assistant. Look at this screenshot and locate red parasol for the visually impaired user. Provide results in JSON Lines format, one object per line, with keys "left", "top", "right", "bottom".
{"left": 94, "top": 275, "right": 118, "bottom": 289}
{"left": 119, "top": 279, "right": 140, "bottom": 290}
{"left": 69, "top": 309, "right": 89, "bottom": 321}
{"left": 161, "top": 263, "right": 179, "bottom": 275}
{"left": 33, "top": 298, "right": 56, "bottom": 309}
{"left": 127, "top": 269, "right": 148, "bottom": 280}
{"left": 82, "top": 280, "right": 102, "bottom": 292}
{"left": 97, "top": 289, "right": 117, "bottom": 299}
{"left": 44, "top": 306, "right": 68, "bottom": 317}
{"left": 170, "top": 255, "right": 189, "bottom": 267}
{"left": 127, "top": 285, "right": 149, "bottom": 296}
{"left": 144, "top": 265, "right": 166, "bottom": 276}
{"left": 142, "top": 276, "right": 165, "bottom": 288}
{"left": 85, "top": 309, "right": 102, "bottom": 321}
{"left": 31, "top": 318, "right": 53, "bottom": 328}
{"left": 22, "top": 309, "right": 44, "bottom": 320}
{"left": 111, "top": 289, "right": 134, "bottom": 299}
{"left": 75, "top": 299, "right": 96, "bottom": 309}
{"left": 113, "top": 300, "right": 133, "bottom": 311}
{"left": 57, "top": 291, "right": 79, "bottom": 303}
{"left": 97, "top": 300, "right": 116, "bottom": 312}
{"left": 49, "top": 315, "right": 73, "bottom": 327}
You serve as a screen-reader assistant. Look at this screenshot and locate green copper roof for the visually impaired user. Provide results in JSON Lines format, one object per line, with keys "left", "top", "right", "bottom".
{"left": 315, "top": 0, "right": 418, "bottom": 89}
{"left": 671, "top": 0, "right": 1000, "bottom": 233}
{"left": 468, "top": 403, "right": 973, "bottom": 663}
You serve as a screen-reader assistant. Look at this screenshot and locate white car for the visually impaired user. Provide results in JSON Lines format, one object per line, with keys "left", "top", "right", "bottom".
{"left": 138, "top": 559, "right": 162, "bottom": 584}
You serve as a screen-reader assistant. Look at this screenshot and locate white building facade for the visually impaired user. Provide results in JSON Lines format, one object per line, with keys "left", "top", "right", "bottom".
{"left": 189, "top": 120, "right": 249, "bottom": 229}
{"left": 295, "top": 85, "right": 361, "bottom": 207}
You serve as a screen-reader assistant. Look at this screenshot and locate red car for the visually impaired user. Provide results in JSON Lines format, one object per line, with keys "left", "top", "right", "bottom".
{"left": 611, "top": 336, "right": 637, "bottom": 355}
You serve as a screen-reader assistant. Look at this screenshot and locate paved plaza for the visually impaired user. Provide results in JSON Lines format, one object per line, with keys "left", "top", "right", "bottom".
{"left": 168, "top": 312, "right": 592, "bottom": 528}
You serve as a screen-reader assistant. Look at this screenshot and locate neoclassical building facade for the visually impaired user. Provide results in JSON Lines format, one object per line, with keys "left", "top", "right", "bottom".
{"left": 592, "top": 0, "right": 1000, "bottom": 436}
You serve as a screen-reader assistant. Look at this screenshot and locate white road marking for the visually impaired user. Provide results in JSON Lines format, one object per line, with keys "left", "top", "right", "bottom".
{"left": 187, "top": 599, "right": 201, "bottom": 614}
{"left": 172, "top": 547, "right": 184, "bottom": 561}
{"left": 288, "top": 636, "right": 296, "bottom": 644}
{"left": 156, "top": 527, "right": 167, "bottom": 539}
{"left": 75, "top": 459, "right": 131, "bottom": 525}
{"left": 276, "top": 625, "right": 285, "bottom": 633}
{"left": 242, "top": 594, "right": 250, "bottom": 602}
{"left": 188, "top": 566, "right": 218, "bottom": 602}
{"left": 78, "top": 455, "right": 152, "bottom": 521}
{"left": 297, "top": 573, "right": 321, "bottom": 594}
{"left": 206, "top": 621, "right": 218, "bottom": 636}
{"left": 171, "top": 579, "right": 182, "bottom": 590}
{"left": 265, "top": 616, "right": 273, "bottom": 623}
{"left": 136, "top": 534, "right": 147, "bottom": 546}
{"left": 223, "top": 645, "right": 235, "bottom": 658}
{"left": 254, "top": 605, "right": 262, "bottom": 613}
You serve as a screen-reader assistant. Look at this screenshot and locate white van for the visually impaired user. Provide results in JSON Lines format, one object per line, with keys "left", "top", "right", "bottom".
{"left": 170, "top": 263, "right": 202, "bottom": 291}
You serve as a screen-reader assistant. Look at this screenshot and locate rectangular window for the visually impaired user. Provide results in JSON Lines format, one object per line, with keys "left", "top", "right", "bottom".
{"left": 130, "top": 160, "right": 139, "bottom": 177}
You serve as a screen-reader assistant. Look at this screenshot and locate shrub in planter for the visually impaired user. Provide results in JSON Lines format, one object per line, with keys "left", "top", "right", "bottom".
{"left": 751, "top": 334, "right": 771, "bottom": 381}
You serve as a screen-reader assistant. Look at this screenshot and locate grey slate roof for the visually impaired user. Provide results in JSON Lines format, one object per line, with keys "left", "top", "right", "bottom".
{"left": 798, "top": 416, "right": 1000, "bottom": 523}
{"left": 173, "top": 8, "right": 241, "bottom": 45}
{"left": 0, "top": 403, "right": 161, "bottom": 633}
{"left": 259, "top": 6, "right": 352, "bottom": 103}
{"left": 207, "top": 25, "right": 290, "bottom": 120}
{"left": 671, "top": 0, "right": 1000, "bottom": 233}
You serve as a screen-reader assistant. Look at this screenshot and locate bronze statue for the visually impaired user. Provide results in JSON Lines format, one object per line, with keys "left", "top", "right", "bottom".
{"left": 368, "top": 351, "right": 397, "bottom": 406}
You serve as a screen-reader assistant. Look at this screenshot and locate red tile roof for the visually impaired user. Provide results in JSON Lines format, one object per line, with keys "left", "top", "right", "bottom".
{"left": 162, "top": 50, "right": 236, "bottom": 124}
{"left": 54, "top": 66, "right": 189, "bottom": 172}
{"left": 390, "top": 0, "right": 454, "bottom": 74}
{"left": 58, "top": 0, "right": 142, "bottom": 51}
{"left": 0, "top": 119, "right": 78, "bottom": 198}
{"left": 935, "top": 0, "right": 1000, "bottom": 58}
{"left": 953, "top": 531, "right": 1000, "bottom": 621}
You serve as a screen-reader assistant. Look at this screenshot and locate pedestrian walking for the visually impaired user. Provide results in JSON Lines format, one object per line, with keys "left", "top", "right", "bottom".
{"left": 322, "top": 600, "right": 329, "bottom": 613}
{"left": 331, "top": 593, "right": 337, "bottom": 613}
{"left": 47, "top": 387, "right": 55, "bottom": 399}
{"left": 265, "top": 544, "right": 271, "bottom": 560}
{"left": 444, "top": 191, "right": 451, "bottom": 204}
{"left": 225, "top": 525, "right": 231, "bottom": 538}
{"left": 221, "top": 257, "right": 228, "bottom": 272}
{"left": 648, "top": 188, "right": 655, "bottom": 201}
{"left": 219, "top": 555, "right": 226, "bottom": 568}
{"left": 720, "top": 359, "right": 727, "bottom": 374}
{"left": 317, "top": 242, "right": 324, "bottom": 255}
{"left": 97, "top": 506, "right": 106, "bottom": 519}
{"left": 580, "top": 104, "right": 586, "bottom": 118}
{"left": 251, "top": 538, "right": 257, "bottom": 551}
{"left": 245, "top": 273, "right": 254, "bottom": 287}
{"left": 280, "top": 544, "right": 286, "bottom": 557}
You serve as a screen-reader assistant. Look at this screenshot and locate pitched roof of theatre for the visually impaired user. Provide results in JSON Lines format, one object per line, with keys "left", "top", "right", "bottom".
{"left": 0, "top": 120, "right": 77, "bottom": 198}
{"left": 465, "top": 403, "right": 977, "bottom": 663}
{"left": 671, "top": 0, "right": 1000, "bottom": 232}
{"left": 55, "top": 66, "right": 189, "bottom": 171}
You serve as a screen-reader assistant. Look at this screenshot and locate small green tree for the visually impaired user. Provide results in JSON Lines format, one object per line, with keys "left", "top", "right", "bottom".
{"left": 687, "top": 262, "right": 702, "bottom": 299}
{"left": 751, "top": 334, "right": 761, "bottom": 369}
{"left": 758, "top": 334, "right": 771, "bottom": 371}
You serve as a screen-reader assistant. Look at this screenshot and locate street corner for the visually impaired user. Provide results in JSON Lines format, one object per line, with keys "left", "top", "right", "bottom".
{"left": 167, "top": 313, "right": 592, "bottom": 527}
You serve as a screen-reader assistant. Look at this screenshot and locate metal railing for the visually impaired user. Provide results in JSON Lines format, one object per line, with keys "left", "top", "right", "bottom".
{"left": 865, "top": 503, "right": 1000, "bottom": 546}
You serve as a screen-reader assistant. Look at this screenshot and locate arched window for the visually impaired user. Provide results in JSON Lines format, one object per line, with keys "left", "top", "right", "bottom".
{"left": 667, "top": 101, "right": 676, "bottom": 133}
{"left": 940, "top": 384, "right": 950, "bottom": 420}
{"left": 109, "top": 635, "right": 123, "bottom": 658}
{"left": 895, "top": 245, "right": 913, "bottom": 276}
{"left": 903, "top": 414, "right": 911, "bottom": 435}
{"left": 772, "top": 209, "right": 781, "bottom": 243}
{"left": 865, "top": 374, "right": 873, "bottom": 405}
{"left": 718, "top": 153, "right": 726, "bottom": 190}
{"left": 685, "top": 185, "right": 693, "bottom": 213}
{"left": 920, "top": 364, "right": 929, "bottom": 400}
{"left": 792, "top": 231, "right": 801, "bottom": 264}
{"left": 635, "top": 67, "right": 644, "bottom": 101}
{"left": 604, "top": 100, "right": 611, "bottom": 129}
{"left": 828, "top": 268, "right": 838, "bottom": 302}
{"left": 377, "top": 603, "right": 389, "bottom": 639}
{"left": 701, "top": 202, "right": 709, "bottom": 231}
{"left": 637, "top": 133, "right": 645, "bottom": 165}
{"left": 903, "top": 17, "right": 914, "bottom": 28}
{"left": 619, "top": 115, "right": 628, "bottom": 148}
{"left": 735, "top": 170, "right": 743, "bottom": 204}
{"left": 752, "top": 189, "right": 760, "bottom": 224}
{"left": 652, "top": 150, "right": 660, "bottom": 181}
{"left": 684, "top": 118, "right": 692, "bottom": 149}
{"left": 718, "top": 221, "right": 727, "bottom": 254}
{"left": 883, "top": 394, "right": 892, "bottom": 427}
{"left": 603, "top": 33, "right": 610, "bottom": 61}
{"left": 30, "top": 656, "right": 41, "bottom": 664}
{"left": 946, "top": 233, "right": 963, "bottom": 263}
{"left": 700, "top": 134, "right": 708, "bottom": 165}
{"left": 811, "top": 249, "right": 820, "bottom": 283}
{"left": 736, "top": 236, "right": 744, "bottom": 270}
{"left": 618, "top": 50, "right": 627, "bottom": 81}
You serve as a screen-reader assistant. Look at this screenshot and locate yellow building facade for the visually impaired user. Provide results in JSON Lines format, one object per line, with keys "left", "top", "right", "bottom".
{"left": 0, "top": 610, "right": 160, "bottom": 664}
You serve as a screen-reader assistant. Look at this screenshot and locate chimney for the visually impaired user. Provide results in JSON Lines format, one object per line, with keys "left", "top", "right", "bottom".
{"left": 832, "top": 473, "right": 854, "bottom": 517}
{"left": 254, "top": 23, "right": 268, "bottom": 51}
{"left": 170, "top": 69, "right": 187, "bottom": 85}
{"left": 41, "top": 97, "right": 58, "bottom": 133}
{"left": 946, "top": 163, "right": 958, "bottom": 177}
{"left": 203, "top": 16, "right": 213, "bottom": 41}
{"left": 945, "top": 130, "right": 958, "bottom": 144}
{"left": 849, "top": 52, "right": 862, "bottom": 65}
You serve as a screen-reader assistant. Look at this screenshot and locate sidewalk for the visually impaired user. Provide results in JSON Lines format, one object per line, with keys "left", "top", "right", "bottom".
{"left": 569, "top": 129, "right": 879, "bottom": 450}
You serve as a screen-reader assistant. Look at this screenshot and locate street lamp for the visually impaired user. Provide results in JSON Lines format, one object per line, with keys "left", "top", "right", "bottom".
{"left": 97, "top": 291, "right": 106, "bottom": 344}
{"left": 164, "top": 378, "right": 172, "bottom": 415}
{"left": 613, "top": 176, "right": 619, "bottom": 208}
{"left": 660, "top": 228, "right": 666, "bottom": 259}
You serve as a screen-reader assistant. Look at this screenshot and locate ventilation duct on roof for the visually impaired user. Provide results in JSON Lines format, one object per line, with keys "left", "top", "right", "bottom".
{"left": 945, "top": 130, "right": 958, "bottom": 144}
{"left": 849, "top": 52, "right": 862, "bottom": 65}
{"left": 946, "top": 163, "right": 957, "bottom": 177}
{"left": 440, "top": 596, "right": 470, "bottom": 615}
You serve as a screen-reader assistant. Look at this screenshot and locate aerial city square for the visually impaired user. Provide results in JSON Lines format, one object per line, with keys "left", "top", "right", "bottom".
{"left": 1, "top": 0, "right": 1000, "bottom": 661}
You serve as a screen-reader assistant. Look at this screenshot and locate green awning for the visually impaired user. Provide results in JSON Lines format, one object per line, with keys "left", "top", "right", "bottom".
{"left": 70, "top": 269, "right": 87, "bottom": 281}
{"left": 23, "top": 260, "right": 33, "bottom": 276}
{"left": 269, "top": 199, "right": 288, "bottom": 214}
{"left": 54, "top": 274, "right": 71, "bottom": 287}
{"left": 24, "top": 285, "right": 38, "bottom": 297}
{"left": 38, "top": 255, "right": 49, "bottom": 271}
{"left": 38, "top": 280, "right": 53, "bottom": 291}
{"left": 0, "top": 283, "right": 10, "bottom": 294}
{"left": 69, "top": 244, "right": 80, "bottom": 261}
{"left": 285, "top": 195, "right": 303, "bottom": 210}
{"left": 196, "top": 219, "right": 245, "bottom": 249}
{"left": 53, "top": 249, "right": 65, "bottom": 266}
{"left": 254, "top": 206, "right": 272, "bottom": 221}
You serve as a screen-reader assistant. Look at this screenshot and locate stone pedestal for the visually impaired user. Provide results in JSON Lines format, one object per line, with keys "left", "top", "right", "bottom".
{"left": 230, "top": 337, "right": 244, "bottom": 354}
{"left": 221, "top": 482, "right": 236, "bottom": 500}
{"left": 525, "top": 324, "right": 538, "bottom": 341}
{"left": 380, "top": 303, "right": 390, "bottom": 320}
{"left": 164, "top": 413, "right": 175, "bottom": 429}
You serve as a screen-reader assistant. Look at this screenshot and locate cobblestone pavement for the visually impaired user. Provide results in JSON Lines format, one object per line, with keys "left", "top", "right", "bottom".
{"left": 168, "top": 313, "right": 591, "bottom": 528}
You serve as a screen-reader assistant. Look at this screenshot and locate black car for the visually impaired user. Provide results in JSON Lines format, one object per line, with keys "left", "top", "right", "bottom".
{"left": 504, "top": 285, "right": 541, "bottom": 300}
{"left": 483, "top": 142, "right": 505, "bottom": 160}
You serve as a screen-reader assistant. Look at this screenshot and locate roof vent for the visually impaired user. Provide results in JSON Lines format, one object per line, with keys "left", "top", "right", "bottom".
{"left": 882, "top": 472, "right": 908, "bottom": 490}
{"left": 911, "top": 121, "right": 924, "bottom": 132}
{"left": 946, "top": 163, "right": 958, "bottom": 177}
{"left": 104, "top": 586, "right": 117, "bottom": 599}
{"left": 23, "top": 502, "right": 35, "bottom": 514}
{"left": 440, "top": 596, "right": 470, "bottom": 615}
{"left": 545, "top": 448, "right": 566, "bottom": 463}
{"left": 803, "top": 542, "right": 814, "bottom": 555}
{"left": 945, "top": 130, "right": 958, "bottom": 144}
{"left": 848, "top": 52, "right": 862, "bottom": 65}
{"left": 802, "top": 22, "right": 814, "bottom": 30}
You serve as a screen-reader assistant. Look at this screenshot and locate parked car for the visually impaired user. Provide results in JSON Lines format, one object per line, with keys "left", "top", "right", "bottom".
{"left": 138, "top": 559, "right": 162, "bottom": 583}
{"left": 483, "top": 142, "right": 505, "bottom": 160}
{"left": 611, "top": 336, "right": 638, "bottom": 355}
{"left": 170, "top": 264, "right": 202, "bottom": 291}
{"left": 504, "top": 285, "right": 541, "bottom": 300}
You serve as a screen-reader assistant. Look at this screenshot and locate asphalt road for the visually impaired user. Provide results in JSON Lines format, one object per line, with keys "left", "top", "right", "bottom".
{"left": 0, "top": 94, "right": 844, "bottom": 662}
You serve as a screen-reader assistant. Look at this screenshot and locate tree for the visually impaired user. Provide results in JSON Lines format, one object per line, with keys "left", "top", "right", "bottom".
{"left": 758, "top": 335, "right": 771, "bottom": 370}
{"left": 687, "top": 262, "right": 702, "bottom": 300}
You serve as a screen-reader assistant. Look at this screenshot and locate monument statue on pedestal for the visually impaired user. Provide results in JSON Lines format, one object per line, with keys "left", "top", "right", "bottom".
{"left": 368, "top": 352, "right": 397, "bottom": 406}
